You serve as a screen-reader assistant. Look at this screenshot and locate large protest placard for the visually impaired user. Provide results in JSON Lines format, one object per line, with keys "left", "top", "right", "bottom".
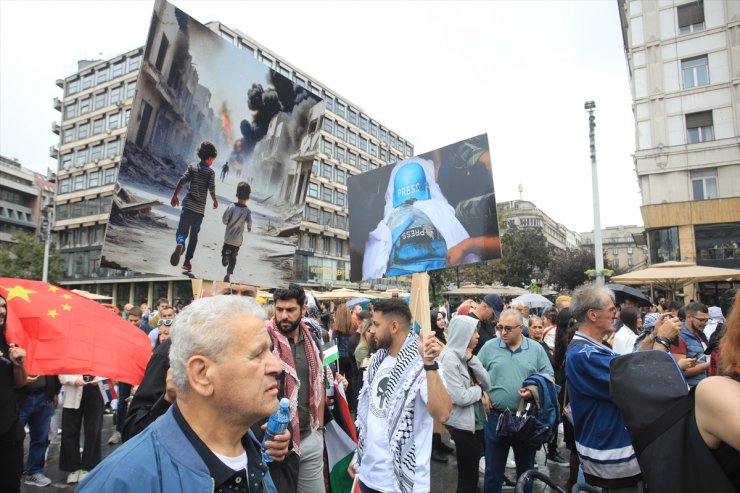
{"left": 101, "top": 0, "right": 322, "bottom": 286}
{"left": 348, "top": 134, "right": 500, "bottom": 282}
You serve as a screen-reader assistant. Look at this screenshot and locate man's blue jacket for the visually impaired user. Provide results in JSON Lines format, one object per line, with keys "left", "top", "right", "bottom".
{"left": 78, "top": 406, "right": 277, "bottom": 493}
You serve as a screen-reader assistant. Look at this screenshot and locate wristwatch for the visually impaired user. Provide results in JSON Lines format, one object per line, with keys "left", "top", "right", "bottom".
{"left": 423, "top": 362, "right": 439, "bottom": 372}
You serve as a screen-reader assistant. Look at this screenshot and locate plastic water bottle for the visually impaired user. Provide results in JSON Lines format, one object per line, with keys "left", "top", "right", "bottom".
{"left": 261, "top": 398, "right": 291, "bottom": 463}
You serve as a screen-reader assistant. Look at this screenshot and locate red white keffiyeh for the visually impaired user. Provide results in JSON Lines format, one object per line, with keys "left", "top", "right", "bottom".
{"left": 267, "top": 318, "right": 322, "bottom": 455}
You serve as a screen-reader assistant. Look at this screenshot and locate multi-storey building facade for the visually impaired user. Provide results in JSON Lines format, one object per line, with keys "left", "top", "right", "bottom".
{"left": 497, "top": 199, "right": 581, "bottom": 251}
{"left": 618, "top": 0, "right": 740, "bottom": 301}
{"left": 0, "top": 154, "right": 55, "bottom": 246}
{"left": 581, "top": 225, "right": 649, "bottom": 273}
{"left": 51, "top": 21, "right": 413, "bottom": 307}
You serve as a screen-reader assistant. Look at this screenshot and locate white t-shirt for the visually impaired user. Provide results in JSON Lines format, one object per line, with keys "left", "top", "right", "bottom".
{"left": 543, "top": 325, "right": 557, "bottom": 350}
{"left": 359, "top": 355, "right": 433, "bottom": 493}
{"left": 613, "top": 326, "right": 638, "bottom": 355}
{"left": 213, "top": 450, "right": 248, "bottom": 472}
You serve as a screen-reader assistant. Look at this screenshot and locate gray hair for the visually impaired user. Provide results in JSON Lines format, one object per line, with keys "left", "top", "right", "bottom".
{"left": 169, "top": 295, "right": 267, "bottom": 392}
{"left": 498, "top": 308, "right": 523, "bottom": 326}
{"left": 509, "top": 300, "right": 524, "bottom": 309}
{"left": 571, "top": 285, "right": 615, "bottom": 323}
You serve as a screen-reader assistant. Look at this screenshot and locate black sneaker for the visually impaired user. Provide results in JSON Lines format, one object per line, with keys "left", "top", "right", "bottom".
{"left": 224, "top": 274, "right": 231, "bottom": 282}
{"left": 547, "top": 451, "right": 570, "bottom": 467}
{"left": 437, "top": 442, "right": 455, "bottom": 454}
{"left": 170, "top": 244, "right": 184, "bottom": 266}
{"left": 431, "top": 450, "right": 448, "bottom": 463}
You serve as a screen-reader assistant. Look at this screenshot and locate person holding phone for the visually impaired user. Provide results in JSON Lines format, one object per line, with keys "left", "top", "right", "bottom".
{"left": 670, "top": 302, "right": 712, "bottom": 387}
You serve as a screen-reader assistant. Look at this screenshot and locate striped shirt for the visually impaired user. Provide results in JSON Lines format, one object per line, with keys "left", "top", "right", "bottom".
{"left": 178, "top": 162, "right": 215, "bottom": 215}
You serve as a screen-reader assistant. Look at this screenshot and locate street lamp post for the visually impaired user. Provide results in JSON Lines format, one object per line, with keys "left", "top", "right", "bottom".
{"left": 585, "top": 101, "right": 605, "bottom": 286}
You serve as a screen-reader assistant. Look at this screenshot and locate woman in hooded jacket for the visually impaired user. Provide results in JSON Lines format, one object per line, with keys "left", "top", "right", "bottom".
{"left": 439, "top": 315, "right": 492, "bottom": 493}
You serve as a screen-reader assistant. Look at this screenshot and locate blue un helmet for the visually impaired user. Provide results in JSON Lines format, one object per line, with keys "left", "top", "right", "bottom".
{"left": 392, "top": 161, "right": 431, "bottom": 208}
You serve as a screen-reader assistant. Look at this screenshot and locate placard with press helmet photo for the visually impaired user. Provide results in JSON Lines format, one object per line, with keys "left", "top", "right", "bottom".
{"left": 348, "top": 134, "right": 500, "bottom": 282}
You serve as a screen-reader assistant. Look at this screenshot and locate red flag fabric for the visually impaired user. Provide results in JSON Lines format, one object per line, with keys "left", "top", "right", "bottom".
{"left": 0, "top": 278, "right": 152, "bottom": 385}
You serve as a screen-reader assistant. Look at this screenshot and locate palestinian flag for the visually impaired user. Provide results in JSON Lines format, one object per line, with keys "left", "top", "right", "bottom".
{"left": 323, "top": 340, "right": 339, "bottom": 366}
{"left": 324, "top": 380, "right": 359, "bottom": 493}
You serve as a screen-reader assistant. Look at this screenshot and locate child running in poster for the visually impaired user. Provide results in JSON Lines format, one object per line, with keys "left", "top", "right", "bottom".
{"left": 221, "top": 181, "right": 253, "bottom": 282}
{"left": 169, "top": 141, "right": 219, "bottom": 272}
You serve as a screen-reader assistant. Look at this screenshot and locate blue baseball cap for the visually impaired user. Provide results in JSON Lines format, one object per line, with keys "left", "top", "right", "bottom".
{"left": 483, "top": 293, "right": 504, "bottom": 318}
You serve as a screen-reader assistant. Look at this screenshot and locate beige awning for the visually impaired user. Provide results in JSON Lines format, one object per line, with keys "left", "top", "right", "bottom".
{"left": 71, "top": 289, "right": 112, "bottom": 301}
{"left": 443, "top": 285, "right": 528, "bottom": 297}
{"left": 611, "top": 261, "right": 740, "bottom": 290}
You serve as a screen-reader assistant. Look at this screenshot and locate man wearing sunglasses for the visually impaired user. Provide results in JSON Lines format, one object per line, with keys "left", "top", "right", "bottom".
{"left": 478, "top": 308, "right": 553, "bottom": 493}
{"left": 670, "top": 302, "right": 711, "bottom": 388}
{"left": 149, "top": 306, "right": 176, "bottom": 349}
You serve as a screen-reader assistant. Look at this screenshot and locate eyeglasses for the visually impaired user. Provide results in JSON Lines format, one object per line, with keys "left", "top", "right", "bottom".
{"left": 690, "top": 315, "right": 709, "bottom": 323}
{"left": 497, "top": 324, "right": 521, "bottom": 333}
{"left": 158, "top": 319, "right": 174, "bottom": 327}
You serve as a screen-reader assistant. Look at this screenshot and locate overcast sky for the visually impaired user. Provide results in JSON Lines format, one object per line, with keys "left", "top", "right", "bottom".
{"left": 0, "top": 0, "right": 642, "bottom": 234}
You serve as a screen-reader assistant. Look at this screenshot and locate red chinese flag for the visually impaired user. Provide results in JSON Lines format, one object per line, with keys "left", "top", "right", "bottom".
{"left": 0, "top": 279, "right": 151, "bottom": 385}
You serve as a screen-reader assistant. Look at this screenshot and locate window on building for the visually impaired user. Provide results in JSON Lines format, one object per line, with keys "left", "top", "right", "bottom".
{"left": 348, "top": 109, "right": 358, "bottom": 126}
{"left": 100, "top": 195, "right": 112, "bottom": 213}
{"left": 380, "top": 128, "right": 388, "bottom": 144}
{"left": 108, "top": 112, "right": 121, "bottom": 131}
{"left": 70, "top": 201, "right": 82, "bottom": 218}
{"left": 110, "top": 85, "right": 122, "bottom": 104}
{"left": 94, "top": 91, "right": 107, "bottom": 110}
{"left": 359, "top": 136, "right": 368, "bottom": 152}
{"left": 88, "top": 170, "right": 101, "bottom": 188}
{"left": 335, "top": 101, "right": 346, "bottom": 119}
{"left": 322, "top": 162, "right": 333, "bottom": 180}
{"left": 336, "top": 125, "right": 346, "bottom": 141}
{"left": 65, "top": 103, "right": 77, "bottom": 119}
{"left": 305, "top": 205, "right": 319, "bottom": 223}
{"left": 103, "top": 167, "right": 117, "bottom": 184}
{"left": 96, "top": 68, "right": 108, "bottom": 85}
{"left": 66, "top": 78, "right": 80, "bottom": 96}
{"left": 90, "top": 144, "right": 103, "bottom": 162}
{"left": 126, "top": 81, "right": 137, "bottom": 99}
{"left": 691, "top": 168, "right": 718, "bottom": 200}
{"left": 359, "top": 116, "right": 368, "bottom": 132}
{"left": 75, "top": 148, "right": 88, "bottom": 167}
{"left": 322, "top": 210, "right": 333, "bottom": 227}
{"left": 380, "top": 148, "right": 388, "bottom": 161}
{"left": 613, "top": 247, "right": 619, "bottom": 255}
{"left": 649, "top": 227, "right": 680, "bottom": 263}
{"left": 78, "top": 122, "right": 89, "bottom": 139}
{"left": 311, "top": 160, "right": 320, "bottom": 177}
{"left": 695, "top": 222, "right": 740, "bottom": 265}
{"left": 307, "top": 182, "right": 319, "bottom": 198}
{"left": 81, "top": 73, "right": 93, "bottom": 90}
{"left": 324, "top": 97, "right": 334, "bottom": 112}
{"left": 359, "top": 157, "right": 369, "bottom": 172}
{"left": 58, "top": 178, "right": 71, "bottom": 194}
{"left": 348, "top": 130, "right": 357, "bottom": 147}
{"left": 682, "top": 56, "right": 709, "bottom": 88}
{"left": 322, "top": 139, "right": 333, "bottom": 157}
{"left": 111, "top": 60, "right": 125, "bottom": 78}
{"left": 335, "top": 214, "right": 347, "bottom": 230}
{"left": 348, "top": 151, "right": 358, "bottom": 168}
{"left": 370, "top": 122, "right": 378, "bottom": 137}
{"left": 627, "top": 246, "right": 634, "bottom": 254}
{"left": 56, "top": 204, "right": 68, "bottom": 220}
{"left": 335, "top": 146, "right": 346, "bottom": 164}
{"left": 63, "top": 127, "right": 75, "bottom": 144}
{"left": 79, "top": 97, "right": 91, "bottom": 115}
{"left": 677, "top": 0, "right": 704, "bottom": 34}
{"left": 686, "top": 111, "right": 714, "bottom": 143}
{"left": 128, "top": 55, "right": 141, "bottom": 72}
{"left": 124, "top": 109, "right": 131, "bottom": 125}
{"left": 335, "top": 168, "right": 346, "bottom": 185}
{"left": 322, "top": 118, "right": 333, "bottom": 133}
{"left": 321, "top": 185, "right": 333, "bottom": 203}
{"left": 85, "top": 197, "right": 99, "bottom": 216}
{"left": 61, "top": 153, "right": 73, "bottom": 170}
{"left": 370, "top": 142, "right": 379, "bottom": 157}
{"left": 335, "top": 191, "right": 346, "bottom": 208}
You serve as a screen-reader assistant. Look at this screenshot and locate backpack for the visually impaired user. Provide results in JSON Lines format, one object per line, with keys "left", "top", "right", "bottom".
{"left": 386, "top": 203, "right": 447, "bottom": 276}
{"left": 609, "top": 351, "right": 737, "bottom": 492}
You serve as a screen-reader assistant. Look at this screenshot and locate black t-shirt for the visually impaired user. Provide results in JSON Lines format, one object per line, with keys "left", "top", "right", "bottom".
{"left": 468, "top": 313, "right": 496, "bottom": 355}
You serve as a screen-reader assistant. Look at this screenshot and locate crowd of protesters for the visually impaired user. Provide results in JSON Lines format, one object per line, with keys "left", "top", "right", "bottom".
{"left": 1, "top": 280, "right": 738, "bottom": 493}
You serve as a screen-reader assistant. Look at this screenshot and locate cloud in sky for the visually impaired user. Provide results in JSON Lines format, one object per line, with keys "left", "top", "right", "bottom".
{"left": 0, "top": 0, "right": 642, "bottom": 233}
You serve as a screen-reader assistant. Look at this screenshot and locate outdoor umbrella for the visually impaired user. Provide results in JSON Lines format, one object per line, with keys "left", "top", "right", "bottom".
{"left": 611, "top": 261, "right": 740, "bottom": 291}
{"left": 314, "top": 288, "right": 365, "bottom": 300}
{"left": 606, "top": 284, "right": 652, "bottom": 307}
{"left": 511, "top": 293, "right": 553, "bottom": 309}
{"left": 496, "top": 404, "right": 549, "bottom": 449}
{"left": 346, "top": 297, "right": 370, "bottom": 308}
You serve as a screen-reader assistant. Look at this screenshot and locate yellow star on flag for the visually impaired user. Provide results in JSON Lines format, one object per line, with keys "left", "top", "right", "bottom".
{"left": 2, "top": 285, "right": 36, "bottom": 303}
{"left": 61, "top": 304, "right": 72, "bottom": 311}
{"left": 62, "top": 294, "right": 72, "bottom": 300}
{"left": 48, "top": 309, "right": 59, "bottom": 318}
{"left": 48, "top": 285, "right": 59, "bottom": 293}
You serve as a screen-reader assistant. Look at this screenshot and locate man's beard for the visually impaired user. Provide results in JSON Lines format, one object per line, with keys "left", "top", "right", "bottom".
{"left": 375, "top": 332, "right": 392, "bottom": 350}
{"left": 276, "top": 317, "right": 300, "bottom": 335}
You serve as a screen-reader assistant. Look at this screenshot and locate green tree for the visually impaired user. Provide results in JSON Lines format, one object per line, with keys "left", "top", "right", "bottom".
{"left": 0, "top": 231, "right": 61, "bottom": 282}
{"left": 499, "top": 227, "right": 550, "bottom": 287}
{"left": 547, "top": 247, "right": 597, "bottom": 291}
